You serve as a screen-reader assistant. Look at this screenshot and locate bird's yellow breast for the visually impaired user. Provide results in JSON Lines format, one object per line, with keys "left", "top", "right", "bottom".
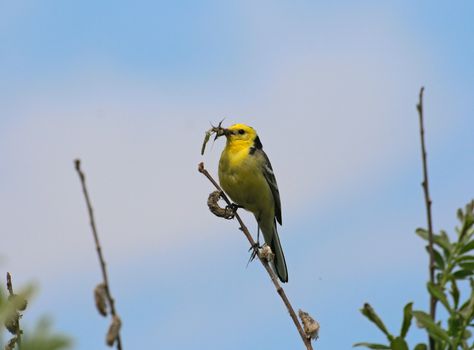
{"left": 218, "top": 141, "right": 274, "bottom": 217}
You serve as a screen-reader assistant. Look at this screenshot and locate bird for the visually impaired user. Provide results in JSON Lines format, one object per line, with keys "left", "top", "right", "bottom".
{"left": 218, "top": 123, "right": 288, "bottom": 283}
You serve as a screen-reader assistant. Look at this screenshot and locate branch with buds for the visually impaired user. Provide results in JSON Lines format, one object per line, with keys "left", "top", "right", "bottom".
{"left": 199, "top": 162, "right": 318, "bottom": 350}
{"left": 4, "top": 272, "right": 28, "bottom": 350}
{"left": 74, "top": 159, "right": 123, "bottom": 349}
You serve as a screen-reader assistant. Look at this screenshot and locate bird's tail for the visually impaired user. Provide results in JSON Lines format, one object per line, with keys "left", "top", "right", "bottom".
{"left": 260, "top": 218, "right": 288, "bottom": 283}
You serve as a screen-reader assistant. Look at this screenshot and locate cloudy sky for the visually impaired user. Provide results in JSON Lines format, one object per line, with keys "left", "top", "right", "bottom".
{"left": 1, "top": 1, "right": 473, "bottom": 349}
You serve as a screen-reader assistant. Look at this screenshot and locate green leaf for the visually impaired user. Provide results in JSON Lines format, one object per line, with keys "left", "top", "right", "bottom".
{"left": 440, "top": 230, "right": 451, "bottom": 243}
{"left": 458, "top": 201, "right": 474, "bottom": 241}
{"left": 416, "top": 228, "right": 430, "bottom": 241}
{"left": 462, "top": 214, "right": 474, "bottom": 232}
{"left": 438, "top": 232, "right": 453, "bottom": 257}
{"left": 433, "top": 249, "right": 445, "bottom": 270}
{"left": 447, "top": 314, "right": 462, "bottom": 337}
{"left": 452, "top": 269, "right": 474, "bottom": 280}
{"left": 427, "top": 282, "right": 451, "bottom": 312}
{"left": 462, "top": 328, "right": 472, "bottom": 340}
{"left": 459, "top": 262, "right": 474, "bottom": 271}
{"left": 460, "top": 240, "right": 474, "bottom": 255}
{"left": 436, "top": 272, "right": 443, "bottom": 284}
{"left": 451, "top": 279, "right": 460, "bottom": 309}
{"left": 467, "top": 201, "right": 474, "bottom": 214}
{"left": 460, "top": 292, "right": 474, "bottom": 320}
{"left": 425, "top": 246, "right": 444, "bottom": 269}
{"left": 353, "top": 343, "right": 390, "bottom": 349}
{"left": 414, "top": 344, "right": 428, "bottom": 350}
{"left": 416, "top": 229, "right": 452, "bottom": 257}
{"left": 460, "top": 218, "right": 474, "bottom": 241}
{"left": 456, "top": 255, "right": 474, "bottom": 263}
{"left": 400, "top": 302, "right": 413, "bottom": 338}
{"left": 412, "top": 310, "right": 450, "bottom": 343}
{"left": 390, "top": 337, "right": 408, "bottom": 350}
{"left": 360, "top": 303, "right": 394, "bottom": 341}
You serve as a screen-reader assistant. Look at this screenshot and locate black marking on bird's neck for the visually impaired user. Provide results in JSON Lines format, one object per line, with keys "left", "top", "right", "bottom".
{"left": 249, "top": 136, "right": 263, "bottom": 155}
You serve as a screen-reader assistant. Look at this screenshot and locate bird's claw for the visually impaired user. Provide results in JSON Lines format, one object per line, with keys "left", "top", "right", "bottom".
{"left": 246, "top": 242, "right": 261, "bottom": 266}
{"left": 224, "top": 202, "right": 241, "bottom": 218}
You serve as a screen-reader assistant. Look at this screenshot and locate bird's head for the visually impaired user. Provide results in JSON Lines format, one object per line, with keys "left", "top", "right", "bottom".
{"left": 223, "top": 123, "right": 258, "bottom": 144}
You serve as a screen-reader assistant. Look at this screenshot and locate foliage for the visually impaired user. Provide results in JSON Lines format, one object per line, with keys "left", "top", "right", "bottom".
{"left": 1, "top": 283, "right": 72, "bottom": 350}
{"left": 21, "top": 318, "right": 72, "bottom": 350}
{"left": 355, "top": 200, "right": 474, "bottom": 350}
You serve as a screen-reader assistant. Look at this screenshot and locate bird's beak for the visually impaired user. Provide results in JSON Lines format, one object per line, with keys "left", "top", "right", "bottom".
{"left": 213, "top": 128, "right": 230, "bottom": 141}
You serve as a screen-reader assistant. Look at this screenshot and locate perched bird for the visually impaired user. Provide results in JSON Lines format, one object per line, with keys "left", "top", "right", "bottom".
{"left": 218, "top": 123, "right": 288, "bottom": 283}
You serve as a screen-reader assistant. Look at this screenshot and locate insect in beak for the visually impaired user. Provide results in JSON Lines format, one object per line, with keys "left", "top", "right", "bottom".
{"left": 213, "top": 119, "right": 227, "bottom": 140}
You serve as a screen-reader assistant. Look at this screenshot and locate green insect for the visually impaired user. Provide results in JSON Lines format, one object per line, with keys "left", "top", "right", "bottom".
{"left": 201, "top": 119, "right": 225, "bottom": 155}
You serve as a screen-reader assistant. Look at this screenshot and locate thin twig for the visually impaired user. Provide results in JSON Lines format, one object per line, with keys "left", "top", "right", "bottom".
{"left": 198, "top": 162, "right": 314, "bottom": 350}
{"left": 74, "top": 159, "right": 123, "bottom": 350}
{"left": 417, "top": 87, "right": 436, "bottom": 350}
{"left": 6, "top": 272, "right": 22, "bottom": 348}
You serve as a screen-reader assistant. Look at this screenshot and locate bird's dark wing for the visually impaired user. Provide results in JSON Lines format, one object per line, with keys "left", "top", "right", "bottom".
{"left": 258, "top": 149, "right": 282, "bottom": 225}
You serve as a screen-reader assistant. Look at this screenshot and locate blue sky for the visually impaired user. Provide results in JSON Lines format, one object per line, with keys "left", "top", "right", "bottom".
{"left": 1, "top": 1, "right": 474, "bottom": 349}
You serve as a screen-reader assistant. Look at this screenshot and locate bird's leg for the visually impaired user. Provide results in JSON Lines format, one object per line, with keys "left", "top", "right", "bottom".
{"left": 247, "top": 223, "right": 262, "bottom": 265}
{"left": 256, "top": 224, "right": 261, "bottom": 247}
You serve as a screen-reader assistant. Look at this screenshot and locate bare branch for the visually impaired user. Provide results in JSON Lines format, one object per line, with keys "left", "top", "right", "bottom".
{"left": 74, "top": 159, "right": 123, "bottom": 350}
{"left": 417, "top": 87, "right": 436, "bottom": 350}
{"left": 198, "top": 162, "right": 316, "bottom": 350}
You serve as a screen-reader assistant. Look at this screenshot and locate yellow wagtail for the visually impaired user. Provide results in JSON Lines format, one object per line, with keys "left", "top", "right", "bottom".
{"left": 218, "top": 123, "right": 288, "bottom": 282}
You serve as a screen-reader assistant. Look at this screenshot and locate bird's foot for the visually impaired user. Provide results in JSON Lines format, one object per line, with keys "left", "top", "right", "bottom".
{"left": 247, "top": 242, "right": 261, "bottom": 266}
{"left": 224, "top": 202, "right": 242, "bottom": 218}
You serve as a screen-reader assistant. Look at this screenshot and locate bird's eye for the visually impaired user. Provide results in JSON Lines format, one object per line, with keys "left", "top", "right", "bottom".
{"left": 238, "top": 129, "right": 245, "bottom": 135}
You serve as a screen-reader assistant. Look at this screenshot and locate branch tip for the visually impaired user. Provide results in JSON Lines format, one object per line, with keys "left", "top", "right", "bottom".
{"left": 6, "top": 272, "right": 13, "bottom": 295}
{"left": 417, "top": 86, "right": 436, "bottom": 350}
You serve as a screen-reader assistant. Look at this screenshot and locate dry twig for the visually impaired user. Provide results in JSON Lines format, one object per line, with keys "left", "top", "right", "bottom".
{"left": 74, "top": 159, "right": 123, "bottom": 349}
{"left": 417, "top": 87, "right": 436, "bottom": 350}
{"left": 199, "top": 162, "right": 316, "bottom": 350}
{"left": 5, "top": 272, "right": 26, "bottom": 350}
